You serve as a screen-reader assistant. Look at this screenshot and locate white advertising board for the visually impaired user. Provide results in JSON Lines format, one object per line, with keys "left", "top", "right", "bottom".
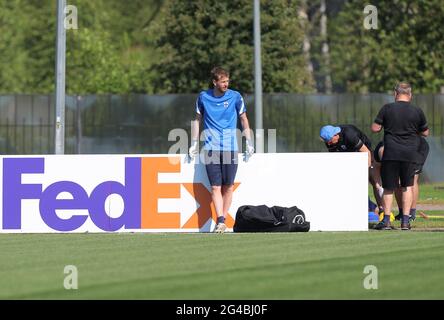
{"left": 0, "top": 153, "right": 368, "bottom": 232}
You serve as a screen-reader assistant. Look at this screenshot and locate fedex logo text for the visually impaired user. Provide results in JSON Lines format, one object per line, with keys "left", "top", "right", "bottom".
{"left": 2, "top": 157, "right": 238, "bottom": 232}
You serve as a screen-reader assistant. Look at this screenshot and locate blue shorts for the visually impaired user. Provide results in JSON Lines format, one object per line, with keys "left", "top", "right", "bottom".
{"left": 204, "top": 150, "right": 238, "bottom": 186}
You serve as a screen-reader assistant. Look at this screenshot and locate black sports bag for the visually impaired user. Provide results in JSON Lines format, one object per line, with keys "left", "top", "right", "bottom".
{"left": 233, "top": 205, "right": 310, "bottom": 232}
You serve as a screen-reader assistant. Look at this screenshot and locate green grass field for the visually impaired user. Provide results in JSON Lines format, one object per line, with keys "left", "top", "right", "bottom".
{"left": 1, "top": 183, "right": 442, "bottom": 300}
{"left": 417, "top": 184, "right": 444, "bottom": 204}
{"left": 369, "top": 183, "right": 444, "bottom": 205}
{"left": 1, "top": 232, "right": 444, "bottom": 300}
{"left": 409, "top": 210, "right": 444, "bottom": 228}
{"left": 368, "top": 211, "right": 444, "bottom": 229}
{"left": 369, "top": 183, "right": 444, "bottom": 229}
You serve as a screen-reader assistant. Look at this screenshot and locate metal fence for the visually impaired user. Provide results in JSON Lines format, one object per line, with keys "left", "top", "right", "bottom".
{"left": 1, "top": 93, "right": 443, "bottom": 181}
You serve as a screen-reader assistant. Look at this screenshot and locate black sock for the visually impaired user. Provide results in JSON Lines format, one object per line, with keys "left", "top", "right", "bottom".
{"left": 217, "top": 216, "right": 225, "bottom": 224}
{"left": 410, "top": 208, "right": 416, "bottom": 219}
{"left": 383, "top": 215, "right": 391, "bottom": 224}
{"left": 398, "top": 208, "right": 404, "bottom": 216}
{"left": 402, "top": 215, "right": 410, "bottom": 224}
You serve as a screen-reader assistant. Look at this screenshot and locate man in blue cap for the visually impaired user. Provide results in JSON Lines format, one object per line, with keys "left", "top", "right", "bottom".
{"left": 320, "top": 124, "right": 384, "bottom": 212}
{"left": 320, "top": 125, "right": 372, "bottom": 157}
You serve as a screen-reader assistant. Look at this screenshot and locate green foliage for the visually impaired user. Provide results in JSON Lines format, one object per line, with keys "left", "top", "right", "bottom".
{"left": 64, "top": 0, "right": 163, "bottom": 94}
{"left": 0, "top": 0, "right": 162, "bottom": 94}
{"left": 66, "top": 29, "right": 129, "bottom": 94}
{"left": 1, "top": 0, "right": 443, "bottom": 94}
{"left": 151, "top": 0, "right": 314, "bottom": 94}
{"left": 329, "top": 0, "right": 444, "bottom": 93}
{"left": 0, "top": 1, "right": 29, "bottom": 93}
{"left": 0, "top": 1, "right": 56, "bottom": 93}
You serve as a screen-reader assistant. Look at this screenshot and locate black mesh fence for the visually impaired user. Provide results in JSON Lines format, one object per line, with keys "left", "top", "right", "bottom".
{"left": 1, "top": 93, "right": 443, "bottom": 181}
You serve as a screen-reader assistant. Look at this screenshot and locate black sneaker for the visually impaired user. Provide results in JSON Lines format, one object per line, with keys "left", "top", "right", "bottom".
{"left": 397, "top": 213, "right": 415, "bottom": 222}
{"left": 401, "top": 223, "right": 411, "bottom": 230}
{"left": 374, "top": 221, "right": 393, "bottom": 230}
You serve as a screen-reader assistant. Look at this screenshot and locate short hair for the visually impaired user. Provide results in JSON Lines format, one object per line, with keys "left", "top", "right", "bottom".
{"left": 211, "top": 67, "right": 229, "bottom": 81}
{"left": 394, "top": 82, "right": 412, "bottom": 95}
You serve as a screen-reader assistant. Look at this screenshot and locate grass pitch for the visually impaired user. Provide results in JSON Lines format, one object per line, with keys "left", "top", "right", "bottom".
{"left": 369, "top": 183, "right": 444, "bottom": 205}
{"left": 2, "top": 183, "right": 443, "bottom": 300}
{"left": 369, "top": 211, "right": 444, "bottom": 229}
{"left": 1, "top": 232, "right": 444, "bottom": 300}
{"left": 418, "top": 184, "right": 444, "bottom": 204}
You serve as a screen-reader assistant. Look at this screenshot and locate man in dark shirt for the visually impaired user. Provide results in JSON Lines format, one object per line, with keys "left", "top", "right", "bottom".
{"left": 320, "top": 124, "right": 372, "bottom": 159}
{"left": 371, "top": 82, "right": 429, "bottom": 230}
{"left": 320, "top": 124, "right": 383, "bottom": 211}
{"left": 321, "top": 124, "right": 372, "bottom": 155}
{"left": 374, "top": 137, "right": 429, "bottom": 222}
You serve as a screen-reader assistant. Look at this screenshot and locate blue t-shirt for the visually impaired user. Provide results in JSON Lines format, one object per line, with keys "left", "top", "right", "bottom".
{"left": 195, "top": 89, "right": 246, "bottom": 151}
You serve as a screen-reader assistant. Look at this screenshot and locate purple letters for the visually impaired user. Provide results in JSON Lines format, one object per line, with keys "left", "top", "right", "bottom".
{"left": 2, "top": 157, "right": 141, "bottom": 231}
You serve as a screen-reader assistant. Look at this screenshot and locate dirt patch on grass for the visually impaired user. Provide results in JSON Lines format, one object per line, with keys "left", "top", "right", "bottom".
{"left": 416, "top": 204, "right": 444, "bottom": 211}
{"left": 411, "top": 228, "right": 444, "bottom": 232}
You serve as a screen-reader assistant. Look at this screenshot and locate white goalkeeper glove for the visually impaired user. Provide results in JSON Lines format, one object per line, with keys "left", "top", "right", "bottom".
{"left": 245, "top": 139, "right": 255, "bottom": 156}
{"left": 188, "top": 140, "right": 198, "bottom": 158}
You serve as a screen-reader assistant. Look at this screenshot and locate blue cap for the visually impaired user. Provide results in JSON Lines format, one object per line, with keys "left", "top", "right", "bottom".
{"left": 320, "top": 125, "right": 341, "bottom": 142}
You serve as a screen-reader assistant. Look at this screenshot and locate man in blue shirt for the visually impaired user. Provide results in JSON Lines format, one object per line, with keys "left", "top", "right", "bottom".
{"left": 189, "top": 67, "right": 254, "bottom": 233}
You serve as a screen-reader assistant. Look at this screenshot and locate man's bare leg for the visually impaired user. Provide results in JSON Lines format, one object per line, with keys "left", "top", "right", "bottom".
{"left": 411, "top": 174, "right": 419, "bottom": 220}
{"left": 401, "top": 186, "right": 413, "bottom": 229}
{"left": 211, "top": 186, "right": 226, "bottom": 232}
{"left": 370, "top": 164, "right": 384, "bottom": 210}
{"left": 394, "top": 186, "right": 403, "bottom": 219}
{"left": 397, "top": 175, "right": 418, "bottom": 221}
{"left": 222, "top": 184, "right": 234, "bottom": 219}
{"left": 382, "top": 189, "right": 394, "bottom": 227}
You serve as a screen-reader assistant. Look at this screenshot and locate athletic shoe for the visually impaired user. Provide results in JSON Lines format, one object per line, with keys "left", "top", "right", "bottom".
{"left": 401, "top": 223, "right": 411, "bottom": 230}
{"left": 396, "top": 214, "right": 415, "bottom": 222}
{"left": 374, "top": 221, "right": 394, "bottom": 230}
{"left": 214, "top": 223, "right": 227, "bottom": 233}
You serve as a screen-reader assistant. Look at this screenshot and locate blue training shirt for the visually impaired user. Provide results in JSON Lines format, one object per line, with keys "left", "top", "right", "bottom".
{"left": 196, "top": 89, "right": 246, "bottom": 151}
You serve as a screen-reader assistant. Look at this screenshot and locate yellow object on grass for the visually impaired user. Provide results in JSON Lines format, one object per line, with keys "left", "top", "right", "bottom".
{"left": 379, "top": 212, "right": 395, "bottom": 222}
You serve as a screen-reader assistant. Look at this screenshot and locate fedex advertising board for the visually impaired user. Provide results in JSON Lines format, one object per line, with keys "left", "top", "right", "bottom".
{"left": 0, "top": 153, "right": 368, "bottom": 233}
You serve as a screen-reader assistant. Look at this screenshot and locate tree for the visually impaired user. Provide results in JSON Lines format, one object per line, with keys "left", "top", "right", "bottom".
{"left": 65, "top": 0, "right": 148, "bottom": 94}
{"left": 298, "top": 0, "right": 315, "bottom": 89}
{"left": 0, "top": 0, "right": 163, "bottom": 94}
{"left": 329, "top": 0, "right": 444, "bottom": 93}
{"left": 301, "top": 0, "right": 346, "bottom": 93}
{"left": 0, "top": 1, "right": 26, "bottom": 93}
{"left": 151, "top": 0, "right": 315, "bottom": 94}
{"left": 0, "top": 1, "right": 55, "bottom": 93}
{"left": 66, "top": 29, "right": 131, "bottom": 94}
{"left": 319, "top": 0, "right": 332, "bottom": 93}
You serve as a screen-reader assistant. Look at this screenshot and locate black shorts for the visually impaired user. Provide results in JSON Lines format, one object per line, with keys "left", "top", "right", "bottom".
{"left": 373, "top": 141, "right": 384, "bottom": 163}
{"left": 381, "top": 160, "right": 416, "bottom": 189}
{"left": 414, "top": 163, "right": 424, "bottom": 174}
{"left": 204, "top": 150, "right": 238, "bottom": 186}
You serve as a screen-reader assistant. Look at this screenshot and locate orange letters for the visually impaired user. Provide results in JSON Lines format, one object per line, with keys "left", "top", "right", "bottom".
{"left": 141, "top": 157, "right": 181, "bottom": 229}
{"left": 141, "top": 157, "right": 240, "bottom": 229}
